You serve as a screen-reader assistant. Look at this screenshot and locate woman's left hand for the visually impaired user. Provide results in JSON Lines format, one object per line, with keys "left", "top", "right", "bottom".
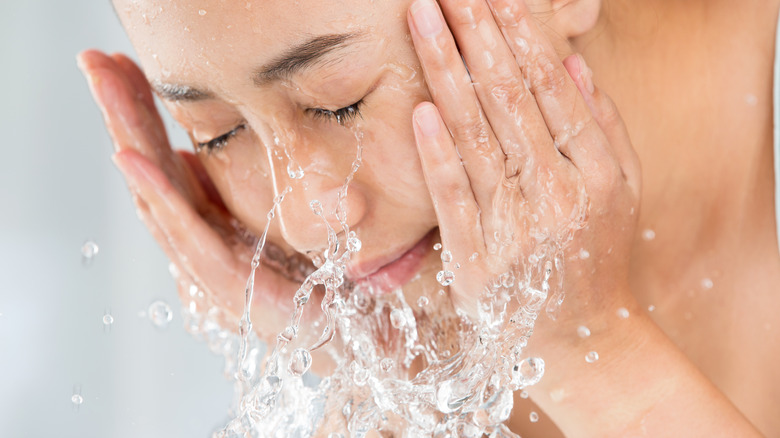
{"left": 407, "top": 0, "right": 641, "bottom": 333}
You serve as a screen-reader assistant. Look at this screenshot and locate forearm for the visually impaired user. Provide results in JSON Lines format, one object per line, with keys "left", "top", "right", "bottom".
{"left": 524, "top": 297, "right": 763, "bottom": 437}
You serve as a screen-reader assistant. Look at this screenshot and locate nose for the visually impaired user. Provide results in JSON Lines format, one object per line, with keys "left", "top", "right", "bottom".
{"left": 264, "top": 131, "right": 368, "bottom": 257}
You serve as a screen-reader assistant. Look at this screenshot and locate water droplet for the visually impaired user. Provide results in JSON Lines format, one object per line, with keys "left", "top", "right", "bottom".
{"left": 616, "top": 307, "right": 630, "bottom": 319}
{"left": 148, "top": 301, "right": 173, "bottom": 329}
{"left": 347, "top": 236, "right": 362, "bottom": 253}
{"left": 417, "top": 296, "right": 429, "bottom": 308}
{"left": 701, "top": 278, "right": 713, "bottom": 290}
{"left": 511, "top": 357, "right": 545, "bottom": 389}
{"left": 288, "top": 348, "right": 312, "bottom": 377}
{"left": 328, "top": 434, "right": 345, "bottom": 438}
{"left": 641, "top": 229, "right": 656, "bottom": 241}
{"left": 278, "top": 325, "right": 296, "bottom": 343}
{"left": 71, "top": 394, "right": 83, "bottom": 406}
{"left": 309, "top": 200, "right": 323, "bottom": 216}
{"left": 585, "top": 351, "right": 599, "bottom": 363}
{"left": 436, "top": 270, "right": 454, "bottom": 286}
{"left": 81, "top": 240, "right": 99, "bottom": 266}
{"left": 529, "top": 411, "right": 539, "bottom": 423}
{"left": 441, "top": 250, "right": 452, "bottom": 263}
{"left": 198, "top": 9, "right": 207, "bottom": 15}
{"left": 578, "top": 248, "right": 590, "bottom": 259}
{"left": 519, "top": 390, "right": 529, "bottom": 399}
{"left": 380, "top": 358, "right": 394, "bottom": 372}
{"left": 577, "top": 325, "right": 590, "bottom": 338}
{"left": 433, "top": 243, "right": 442, "bottom": 251}
{"left": 647, "top": 304, "right": 656, "bottom": 312}
{"left": 102, "top": 313, "right": 114, "bottom": 326}
{"left": 390, "top": 308, "right": 406, "bottom": 329}
{"left": 286, "top": 162, "right": 304, "bottom": 179}
{"left": 469, "top": 252, "right": 479, "bottom": 262}
{"left": 350, "top": 362, "right": 369, "bottom": 386}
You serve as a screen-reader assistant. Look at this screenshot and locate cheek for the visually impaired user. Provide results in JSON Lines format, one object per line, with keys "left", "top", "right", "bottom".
{"left": 201, "top": 145, "right": 278, "bottom": 237}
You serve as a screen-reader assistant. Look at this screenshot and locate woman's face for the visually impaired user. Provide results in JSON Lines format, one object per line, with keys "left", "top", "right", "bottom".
{"left": 116, "top": 0, "right": 446, "bottom": 295}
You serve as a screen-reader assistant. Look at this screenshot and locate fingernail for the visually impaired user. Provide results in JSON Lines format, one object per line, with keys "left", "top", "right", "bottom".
{"left": 577, "top": 54, "right": 595, "bottom": 95}
{"left": 411, "top": 0, "right": 443, "bottom": 38}
{"left": 414, "top": 104, "right": 441, "bottom": 137}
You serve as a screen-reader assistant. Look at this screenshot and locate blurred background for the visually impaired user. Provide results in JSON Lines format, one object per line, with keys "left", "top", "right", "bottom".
{"left": 0, "top": 1, "right": 234, "bottom": 437}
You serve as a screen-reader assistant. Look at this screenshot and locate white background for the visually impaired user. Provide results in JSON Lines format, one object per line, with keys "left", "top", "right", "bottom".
{"left": 0, "top": 1, "right": 235, "bottom": 437}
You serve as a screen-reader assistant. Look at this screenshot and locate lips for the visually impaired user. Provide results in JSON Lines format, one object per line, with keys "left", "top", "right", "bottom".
{"left": 347, "top": 230, "right": 436, "bottom": 293}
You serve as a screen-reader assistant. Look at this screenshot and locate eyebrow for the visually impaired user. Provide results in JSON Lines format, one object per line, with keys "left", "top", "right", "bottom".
{"left": 152, "top": 32, "right": 362, "bottom": 102}
{"left": 253, "top": 32, "right": 361, "bottom": 85}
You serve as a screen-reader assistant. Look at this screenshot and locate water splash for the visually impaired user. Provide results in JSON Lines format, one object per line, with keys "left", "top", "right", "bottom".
{"left": 172, "top": 125, "right": 591, "bottom": 437}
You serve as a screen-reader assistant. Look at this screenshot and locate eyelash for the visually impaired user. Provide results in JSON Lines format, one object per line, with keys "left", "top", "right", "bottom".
{"left": 307, "top": 99, "right": 364, "bottom": 125}
{"left": 197, "top": 124, "right": 246, "bottom": 153}
{"left": 197, "top": 99, "right": 365, "bottom": 153}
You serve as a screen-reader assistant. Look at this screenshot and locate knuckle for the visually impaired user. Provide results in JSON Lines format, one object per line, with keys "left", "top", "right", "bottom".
{"left": 528, "top": 53, "right": 568, "bottom": 96}
{"left": 448, "top": 114, "right": 488, "bottom": 145}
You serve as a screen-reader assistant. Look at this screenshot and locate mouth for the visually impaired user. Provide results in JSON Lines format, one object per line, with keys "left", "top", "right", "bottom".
{"left": 347, "top": 229, "right": 436, "bottom": 294}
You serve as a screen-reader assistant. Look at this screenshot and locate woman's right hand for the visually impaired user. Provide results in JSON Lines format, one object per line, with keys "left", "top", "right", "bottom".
{"left": 77, "top": 50, "right": 303, "bottom": 338}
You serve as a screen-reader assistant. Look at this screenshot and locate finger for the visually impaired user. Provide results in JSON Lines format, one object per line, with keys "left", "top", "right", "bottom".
{"left": 413, "top": 102, "right": 485, "bottom": 263}
{"left": 110, "top": 53, "right": 157, "bottom": 116}
{"left": 563, "top": 54, "right": 641, "bottom": 198}
{"left": 438, "top": 0, "right": 561, "bottom": 178}
{"left": 177, "top": 150, "right": 228, "bottom": 212}
{"left": 112, "top": 148, "right": 241, "bottom": 295}
{"left": 78, "top": 50, "right": 175, "bottom": 171}
{"left": 486, "top": 0, "right": 615, "bottom": 169}
{"left": 408, "top": 0, "right": 505, "bottom": 211}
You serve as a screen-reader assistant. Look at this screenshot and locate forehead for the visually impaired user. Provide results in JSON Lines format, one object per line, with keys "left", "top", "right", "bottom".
{"left": 113, "top": 0, "right": 403, "bottom": 93}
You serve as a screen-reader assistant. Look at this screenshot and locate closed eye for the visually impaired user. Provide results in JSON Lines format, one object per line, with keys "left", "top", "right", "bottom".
{"left": 307, "top": 99, "right": 364, "bottom": 126}
{"left": 197, "top": 123, "right": 247, "bottom": 153}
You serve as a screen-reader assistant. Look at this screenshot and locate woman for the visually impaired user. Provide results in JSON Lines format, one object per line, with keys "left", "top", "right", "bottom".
{"left": 78, "top": 0, "right": 779, "bottom": 436}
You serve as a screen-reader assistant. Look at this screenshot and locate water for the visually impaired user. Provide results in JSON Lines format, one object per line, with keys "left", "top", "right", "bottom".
{"left": 585, "top": 351, "right": 599, "bottom": 363}
{"left": 147, "top": 301, "right": 173, "bottom": 329}
{"left": 529, "top": 411, "right": 539, "bottom": 423}
{"left": 577, "top": 325, "right": 591, "bottom": 338}
{"left": 166, "top": 125, "right": 591, "bottom": 437}
{"left": 81, "top": 240, "right": 99, "bottom": 266}
{"left": 616, "top": 307, "right": 630, "bottom": 319}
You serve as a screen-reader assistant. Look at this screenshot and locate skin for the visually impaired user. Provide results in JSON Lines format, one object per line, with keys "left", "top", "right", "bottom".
{"left": 78, "top": 0, "right": 779, "bottom": 435}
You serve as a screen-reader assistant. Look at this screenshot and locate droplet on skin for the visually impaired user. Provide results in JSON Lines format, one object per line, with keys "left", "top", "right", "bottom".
{"left": 641, "top": 229, "right": 656, "bottom": 241}
{"left": 585, "top": 351, "right": 599, "bottom": 363}
{"left": 433, "top": 243, "right": 442, "bottom": 251}
{"left": 347, "top": 236, "right": 362, "bottom": 253}
{"left": 436, "top": 270, "right": 454, "bottom": 286}
{"left": 578, "top": 248, "right": 590, "bottom": 259}
{"left": 309, "top": 200, "right": 323, "bottom": 216}
{"left": 577, "top": 325, "right": 591, "bottom": 338}
{"left": 519, "top": 390, "right": 529, "bottom": 399}
{"left": 529, "top": 411, "right": 539, "bottom": 423}
{"left": 417, "top": 296, "right": 429, "bottom": 308}
{"left": 380, "top": 358, "right": 394, "bottom": 372}
{"left": 616, "top": 307, "right": 630, "bottom": 319}
{"left": 102, "top": 313, "right": 114, "bottom": 326}
{"left": 701, "top": 278, "right": 713, "bottom": 290}
{"left": 469, "top": 252, "right": 479, "bottom": 262}
{"left": 198, "top": 9, "right": 207, "bottom": 15}
{"left": 147, "top": 301, "right": 173, "bottom": 329}
{"left": 390, "top": 308, "right": 406, "bottom": 329}
{"left": 440, "top": 250, "right": 452, "bottom": 263}
{"left": 647, "top": 305, "right": 656, "bottom": 312}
